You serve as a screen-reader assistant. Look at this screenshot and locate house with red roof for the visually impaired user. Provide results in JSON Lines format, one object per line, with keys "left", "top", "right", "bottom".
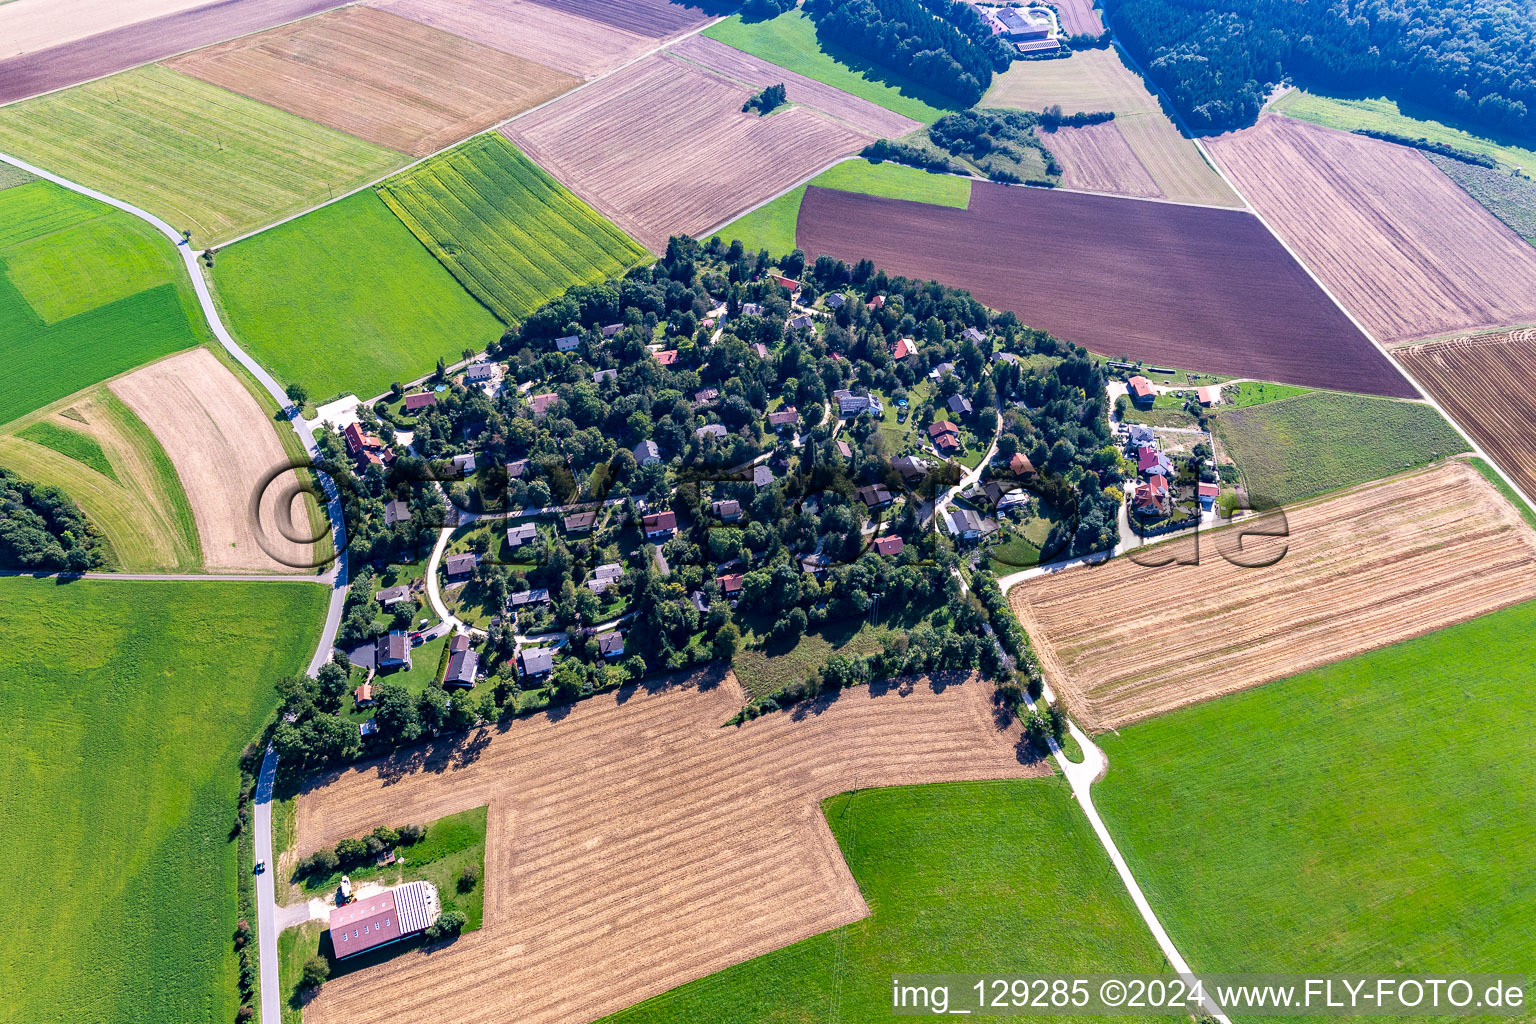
{"left": 872, "top": 535, "right": 904, "bottom": 556}
{"left": 1134, "top": 474, "right": 1170, "bottom": 517}
{"left": 642, "top": 510, "right": 676, "bottom": 539}
{"left": 892, "top": 337, "right": 916, "bottom": 360}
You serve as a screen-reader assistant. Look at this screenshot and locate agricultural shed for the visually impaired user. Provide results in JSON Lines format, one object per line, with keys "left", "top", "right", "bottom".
{"left": 330, "top": 881, "right": 440, "bottom": 958}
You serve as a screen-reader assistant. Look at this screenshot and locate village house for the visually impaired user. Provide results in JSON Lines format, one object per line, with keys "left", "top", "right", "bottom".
{"left": 510, "top": 587, "right": 550, "bottom": 608}
{"left": 857, "top": 484, "right": 894, "bottom": 509}
{"left": 451, "top": 452, "right": 476, "bottom": 474}
{"left": 741, "top": 301, "right": 763, "bottom": 317}
{"left": 872, "top": 535, "right": 905, "bottom": 556}
{"left": 752, "top": 464, "right": 773, "bottom": 489}
{"left": 529, "top": 392, "right": 559, "bottom": 417}
{"left": 330, "top": 881, "right": 440, "bottom": 960}
{"left": 834, "top": 389, "right": 882, "bottom": 416}
{"left": 947, "top": 394, "right": 973, "bottom": 416}
{"left": 836, "top": 439, "right": 853, "bottom": 459}
{"left": 1198, "top": 481, "right": 1220, "bottom": 511}
{"left": 753, "top": 343, "right": 769, "bottom": 359}
{"left": 563, "top": 511, "right": 597, "bottom": 534}
{"left": 1137, "top": 446, "right": 1174, "bottom": 477}
{"left": 444, "top": 637, "right": 478, "bottom": 689}
{"left": 342, "top": 422, "right": 392, "bottom": 467}
{"left": 770, "top": 274, "right": 800, "bottom": 297}
{"left": 403, "top": 391, "right": 436, "bottom": 413}
{"left": 696, "top": 423, "right": 728, "bottom": 439}
{"left": 892, "top": 337, "right": 916, "bottom": 360}
{"left": 712, "top": 498, "right": 742, "bottom": 522}
{"left": 944, "top": 507, "right": 985, "bottom": 542}
{"left": 1126, "top": 423, "right": 1156, "bottom": 448}
{"left": 962, "top": 326, "right": 986, "bottom": 344}
{"left": 716, "top": 573, "right": 744, "bottom": 600}
{"left": 633, "top": 440, "right": 661, "bottom": 465}
{"left": 593, "top": 368, "right": 617, "bottom": 384}
{"left": 867, "top": 294, "right": 885, "bottom": 309}
{"left": 597, "top": 630, "right": 625, "bottom": 659}
{"left": 520, "top": 647, "right": 554, "bottom": 677}
{"left": 694, "top": 387, "right": 719, "bottom": 405}
{"left": 464, "top": 363, "right": 495, "bottom": 385}
{"left": 653, "top": 349, "right": 679, "bottom": 367}
{"left": 505, "top": 458, "right": 529, "bottom": 480}
{"left": 929, "top": 361, "right": 955, "bottom": 381}
{"left": 892, "top": 455, "right": 926, "bottom": 481}
{"left": 787, "top": 313, "right": 813, "bottom": 332}
{"left": 375, "top": 584, "right": 411, "bottom": 607}
{"left": 602, "top": 323, "right": 622, "bottom": 338}
{"left": 998, "top": 488, "right": 1031, "bottom": 512}
{"left": 1197, "top": 385, "right": 1223, "bottom": 406}
{"left": 767, "top": 407, "right": 799, "bottom": 430}
{"left": 353, "top": 682, "right": 374, "bottom": 708}
{"left": 443, "top": 552, "right": 477, "bottom": 579}
{"left": 555, "top": 335, "right": 581, "bottom": 353}
{"left": 1127, "top": 375, "right": 1155, "bottom": 406}
{"left": 383, "top": 499, "right": 410, "bottom": 526}
{"left": 506, "top": 522, "right": 537, "bottom": 548}
{"left": 642, "top": 510, "right": 676, "bottom": 539}
{"left": 929, "top": 420, "right": 962, "bottom": 453}
{"left": 375, "top": 630, "right": 412, "bottom": 671}
{"left": 1134, "top": 474, "right": 1171, "bottom": 517}
{"left": 1009, "top": 452, "right": 1037, "bottom": 479}
{"left": 826, "top": 292, "right": 846, "bottom": 309}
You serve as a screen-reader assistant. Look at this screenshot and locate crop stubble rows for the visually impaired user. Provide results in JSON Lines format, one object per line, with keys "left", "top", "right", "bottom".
{"left": 296, "top": 674, "right": 1040, "bottom": 1024}
{"left": 167, "top": 6, "right": 580, "bottom": 158}
{"left": 1396, "top": 329, "right": 1536, "bottom": 502}
{"left": 1208, "top": 116, "right": 1536, "bottom": 344}
{"left": 1010, "top": 461, "right": 1536, "bottom": 731}
{"left": 796, "top": 182, "right": 1412, "bottom": 395}
{"left": 504, "top": 52, "right": 875, "bottom": 250}
{"left": 1037, "top": 121, "right": 1160, "bottom": 197}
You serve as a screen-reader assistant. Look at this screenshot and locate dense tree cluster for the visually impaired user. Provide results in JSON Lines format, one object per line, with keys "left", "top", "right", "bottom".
{"left": 743, "top": 82, "right": 788, "bottom": 114}
{"left": 928, "top": 107, "right": 1061, "bottom": 182}
{"left": 1107, "top": 0, "right": 1536, "bottom": 134}
{"left": 805, "top": 0, "right": 1013, "bottom": 105}
{"left": 0, "top": 468, "right": 106, "bottom": 571}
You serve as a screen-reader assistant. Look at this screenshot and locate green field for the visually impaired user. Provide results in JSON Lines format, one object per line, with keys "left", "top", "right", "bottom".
{"left": 377, "top": 134, "right": 650, "bottom": 323}
{"left": 1270, "top": 90, "right": 1536, "bottom": 175}
{"left": 715, "top": 157, "right": 972, "bottom": 256}
{"left": 1096, "top": 600, "right": 1536, "bottom": 993}
{"left": 0, "top": 65, "right": 404, "bottom": 246}
{"left": 603, "top": 779, "right": 1171, "bottom": 1024}
{"left": 17, "top": 419, "right": 116, "bottom": 480}
{"left": 0, "top": 576, "right": 328, "bottom": 1024}
{"left": 1223, "top": 380, "right": 1312, "bottom": 408}
{"left": 0, "top": 180, "right": 210, "bottom": 424}
{"left": 213, "top": 189, "right": 502, "bottom": 402}
{"left": 0, "top": 162, "right": 33, "bottom": 190}
{"left": 1426, "top": 154, "right": 1536, "bottom": 247}
{"left": 704, "top": 11, "right": 955, "bottom": 124}
{"left": 1211, "top": 391, "right": 1466, "bottom": 508}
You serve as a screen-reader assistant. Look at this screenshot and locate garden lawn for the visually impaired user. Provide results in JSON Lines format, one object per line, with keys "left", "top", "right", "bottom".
{"left": 715, "top": 157, "right": 972, "bottom": 256}
{"left": 1223, "top": 380, "right": 1311, "bottom": 408}
{"left": 603, "top": 779, "right": 1172, "bottom": 1024}
{"left": 1095, "top": 600, "right": 1536, "bottom": 999}
{"left": 1270, "top": 90, "right": 1536, "bottom": 174}
{"left": 0, "top": 180, "right": 210, "bottom": 424}
{"left": 1211, "top": 391, "right": 1466, "bottom": 508}
{"left": 703, "top": 11, "right": 955, "bottom": 124}
{"left": 377, "top": 134, "right": 650, "bottom": 323}
{"left": 0, "top": 576, "right": 328, "bottom": 1024}
{"left": 213, "top": 189, "right": 502, "bottom": 403}
{"left": 0, "top": 64, "right": 405, "bottom": 245}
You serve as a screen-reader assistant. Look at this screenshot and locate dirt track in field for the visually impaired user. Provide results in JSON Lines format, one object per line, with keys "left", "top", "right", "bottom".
{"left": 1396, "top": 329, "right": 1536, "bottom": 502}
{"left": 670, "top": 34, "right": 921, "bottom": 137}
{"left": 367, "top": 0, "right": 655, "bottom": 78}
{"left": 1038, "top": 121, "right": 1161, "bottom": 199}
{"left": 0, "top": 0, "right": 349, "bottom": 104}
{"left": 504, "top": 52, "right": 873, "bottom": 250}
{"left": 1208, "top": 116, "right": 1536, "bottom": 344}
{"left": 795, "top": 182, "right": 1413, "bottom": 396}
{"left": 296, "top": 672, "right": 1041, "bottom": 1024}
{"left": 1010, "top": 461, "right": 1536, "bottom": 731}
{"left": 110, "top": 348, "right": 313, "bottom": 572}
{"left": 168, "top": 6, "right": 580, "bottom": 157}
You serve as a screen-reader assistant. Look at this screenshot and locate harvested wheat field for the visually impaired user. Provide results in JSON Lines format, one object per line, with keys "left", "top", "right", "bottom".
{"left": 524, "top": 0, "right": 718, "bottom": 36}
{"left": 0, "top": 0, "right": 350, "bottom": 103}
{"left": 1038, "top": 121, "right": 1160, "bottom": 198}
{"left": 1209, "top": 116, "right": 1536, "bottom": 344}
{"left": 671, "top": 34, "right": 922, "bottom": 137}
{"left": 366, "top": 0, "right": 653, "bottom": 78}
{"left": 1011, "top": 461, "right": 1536, "bottom": 731}
{"left": 1396, "top": 329, "right": 1536, "bottom": 502}
{"left": 110, "top": 348, "right": 315, "bottom": 572}
{"left": 296, "top": 672, "right": 1040, "bottom": 1024}
{"left": 1050, "top": 0, "right": 1104, "bottom": 34}
{"left": 504, "top": 52, "right": 872, "bottom": 250}
{"left": 167, "top": 6, "right": 580, "bottom": 158}
{"left": 797, "top": 182, "right": 1414, "bottom": 395}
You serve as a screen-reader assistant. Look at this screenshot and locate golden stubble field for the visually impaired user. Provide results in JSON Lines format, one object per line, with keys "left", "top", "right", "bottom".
{"left": 1011, "top": 461, "right": 1536, "bottom": 731}
{"left": 295, "top": 672, "right": 1042, "bottom": 1024}
{"left": 1396, "top": 329, "right": 1536, "bottom": 504}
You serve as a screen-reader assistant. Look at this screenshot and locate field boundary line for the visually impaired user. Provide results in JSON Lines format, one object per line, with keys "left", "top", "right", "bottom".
{"left": 1181, "top": 124, "right": 1536, "bottom": 517}
{"left": 207, "top": 15, "right": 731, "bottom": 252}
{"left": 0, "top": 0, "right": 366, "bottom": 111}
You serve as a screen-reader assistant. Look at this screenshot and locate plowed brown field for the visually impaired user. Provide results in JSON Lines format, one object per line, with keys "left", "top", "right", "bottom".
{"left": 296, "top": 673, "right": 1040, "bottom": 1024}
{"left": 167, "top": 6, "right": 579, "bottom": 157}
{"left": 1208, "top": 116, "right": 1536, "bottom": 344}
{"left": 503, "top": 52, "right": 872, "bottom": 250}
{"left": 1396, "top": 329, "right": 1536, "bottom": 503}
{"left": 796, "top": 182, "right": 1415, "bottom": 396}
{"left": 110, "top": 348, "right": 314, "bottom": 572}
{"left": 1038, "top": 121, "right": 1161, "bottom": 198}
{"left": 366, "top": 0, "right": 654, "bottom": 78}
{"left": 525, "top": 0, "right": 716, "bottom": 36}
{"left": 1010, "top": 461, "right": 1536, "bottom": 731}
{"left": 0, "top": 0, "right": 348, "bottom": 104}
{"left": 1051, "top": 0, "right": 1104, "bottom": 34}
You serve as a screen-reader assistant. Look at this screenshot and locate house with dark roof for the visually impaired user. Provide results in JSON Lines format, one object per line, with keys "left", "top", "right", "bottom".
{"left": 375, "top": 585, "right": 411, "bottom": 607}
{"left": 696, "top": 423, "right": 727, "bottom": 439}
{"left": 506, "top": 522, "right": 538, "bottom": 548}
{"left": 767, "top": 407, "right": 798, "bottom": 429}
{"left": 947, "top": 394, "right": 973, "bottom": 416}
{"left": 712, "top": 498, "right": 742, "bottom": 522}
{"left": 752, "top": 464, "right": 773, "bottom": 488}
{"left": 633, "top": 440, "right": 661, "bottom": 465}
{"left": 444, "top": 552, "right": 478, "bottom": 579}
{"left": 602, "top": 323, "right": 622, "bottom": 337}
{"left": 444, "top": 646, "right": 479, "bottom": 688}
{"left": 944, "top": 507, "right": 985, "bottom": 541}
{"left": 787, "top": 313, "right": 813, "bottom": 332}
{"left": 505, "top": 458, "right": 529, "bottom": 479}
{"left": 928, "top": 361, "right": 955, "bottom": 381}
{"left": 826, "top": 292, "right": 845, "bottom": 309}
{"left": 510, "top": 587, "right": 550, "bottom": 607}
{"left": 892, "top": 455, "right": 926, "bottom": 481}
{"left": 834, "top": 390, "right": 882, "bottom": 417}
{"left": 521, "top": 647, "right": 554, "bottom": 677}
{"left": 596, "top": 630, "right": 625, "bottom": 659}
{"left": 962, "top": 326, "right": 986, "bottom": 344}
{"left": 857, "top": 484, "right": 894, "bottom": 509}
{"left": 1126, "top": 424, "right": 1156, "bottom": 447}
{"left": 383, "top": 499, "right": 411, "bottom": 525}
{"left": 741, "top": 302, "right": 763, "bottom": 317}
{"left": 694, "top": 387, "right": 719, "bottom": 405}
{"left": 563, "top": 511, "right": 597, "bottom": 534}
{"left": 642, "top": 510, "right": 676, "bottom": 538}
{"left": 376, "top": 631, "right": 412, "bottom": 671}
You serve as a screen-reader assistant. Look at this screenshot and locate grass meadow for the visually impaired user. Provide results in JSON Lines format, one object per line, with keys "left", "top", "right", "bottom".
{"left": 0, "top": 65, "right": 404, "bottom": 245}
{"left": 714, "top": 157, "right": 972, "bottom": 256}
{"left": 1270, "top": 90, "right": 1536, "bottom": 174}
{"left": 377, "top": 134, "right": 649, "bottom": 323}
{"left": 1211, "top": 391, "right": 1466, "bottom": 508}
{"left": 1426, "top": 153, "right": 1536, "bottom": 246}
{"left": 213, "top": 189, "right": 502, "bottom": 403}
{"left": 1095, "top": 600, "right": 1536, "bottom": 994}
{"left": 1224, "top": 380, "right": 1311, "bottom": 408}
{"left": 17, "top": 419, "right": 116, "bottom": 479}
{"left": 0, "top": 180, "right": 210, "bottom": 424}
{"left": 704, "top": 11, "right": 955, "bottom": 123}
{"left": 0, "top": 577, "right": 327, "bottom": 1024}
{"left": 602, "top": 779, "right": 1172, "bottom": 1024}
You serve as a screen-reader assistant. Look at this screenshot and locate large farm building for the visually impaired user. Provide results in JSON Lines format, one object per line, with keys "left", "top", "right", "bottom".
{"left": 329, "top": 881, "right": 441, "bottom": 959}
